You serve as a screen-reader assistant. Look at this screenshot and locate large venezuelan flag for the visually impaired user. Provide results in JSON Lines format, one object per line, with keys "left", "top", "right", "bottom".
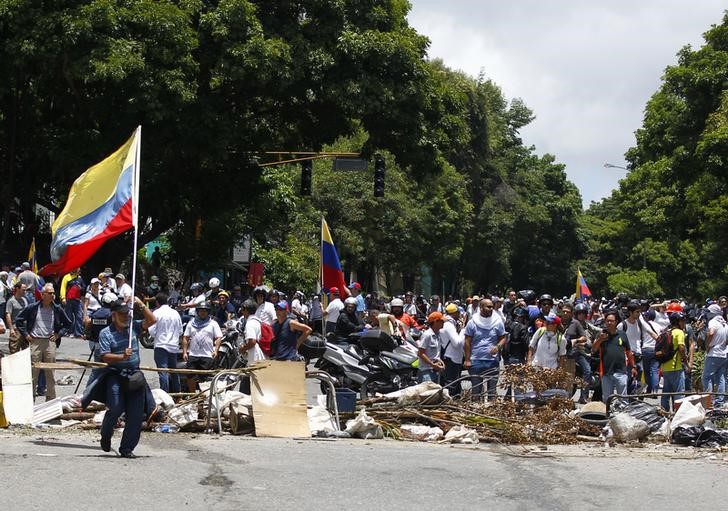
{"left": 40, "top": 129, "right": 140, "bottom": 276}
{"left": 575, "top": 268, "right": 592, "bottom": 299}
{"left": 321, "top": 218, "right": 350, "bottom": 298}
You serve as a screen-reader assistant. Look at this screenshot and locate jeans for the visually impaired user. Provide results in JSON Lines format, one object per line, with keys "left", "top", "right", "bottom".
{"left": 469, "top": 359, "right": 500, "bottom": 399}
{"left": 154, "top": 348, "right": 181, "bottom": 394}
{"left": 641, "top": 348, "right": 660, "bottom": 393}
{"left": 573, "top": 352, "right": 592, "bottom": 385}
{"left": 418, "top": 369, "right": 439, "bottom": 384}
{"left": 442, "top": 357, "right": 463, "bottom": 396}
{"left": 65, "top": 298, "right": 84, "bottom": 337}
{"left": 101, "top": 372, "right": 145, "bottom": 454}
{"left": 662, "top": 370, "right": 685, "bottom": 411}
{"left": 601, "top": 372, "right": 627, "bottom": 404}
{"left": 702, "top": 356, "right": 727, "bottom": 406}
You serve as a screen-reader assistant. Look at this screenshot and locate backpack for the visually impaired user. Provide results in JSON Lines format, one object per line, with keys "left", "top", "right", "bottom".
{"left": 258, "top": 320, "right": 276, "bottom": 357}
{"left": 654, "top": 328, "right": 676, "bottom": 364}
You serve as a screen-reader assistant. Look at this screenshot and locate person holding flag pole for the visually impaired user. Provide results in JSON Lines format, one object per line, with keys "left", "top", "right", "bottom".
{"left": 44, "top": 127, "right": 156, "bottom": 457}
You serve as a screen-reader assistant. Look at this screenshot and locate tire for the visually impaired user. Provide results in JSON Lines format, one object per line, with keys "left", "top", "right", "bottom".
{"left": 361, "top": 375, "right": 396, "bottom": 399}
{"left": 139, "top": 332, "right": 154, "bottom": 349}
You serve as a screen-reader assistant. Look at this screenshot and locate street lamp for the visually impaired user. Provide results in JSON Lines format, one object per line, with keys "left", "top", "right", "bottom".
{"left": 604, "top": 162, "right": 628, "bottom": 170}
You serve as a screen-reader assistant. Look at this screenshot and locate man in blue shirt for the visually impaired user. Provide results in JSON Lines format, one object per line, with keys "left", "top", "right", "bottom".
{"left": 463, "top": 298, "right": 506, "bottom": 400}
{"left": 97, "top": 296, "right": 155, "bottom": 458}
{"left": 348, "top": 282, "right": 366, "bottom": 320}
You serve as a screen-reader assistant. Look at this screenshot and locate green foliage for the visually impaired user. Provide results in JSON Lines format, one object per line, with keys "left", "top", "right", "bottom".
{"left": 606, "top": 269, "right": 663, "bottom": 298}
{"left": 585, "top": 13, "right": 728, "bottom": 299}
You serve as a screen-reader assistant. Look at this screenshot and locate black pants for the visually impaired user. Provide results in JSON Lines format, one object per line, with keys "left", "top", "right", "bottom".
{"left": 442, "top": 357, "right": 463, "bottom": 397}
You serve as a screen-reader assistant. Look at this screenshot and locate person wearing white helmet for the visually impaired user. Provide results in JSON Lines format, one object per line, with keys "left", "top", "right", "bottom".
{"left": 335, "top": 297, "right": 367, "bottom": 337}
{"left": 206, "top": 277, "right": 222, "bottom": 304}
{"left": 389, "top": 297, "right": 417, "bottom": 331}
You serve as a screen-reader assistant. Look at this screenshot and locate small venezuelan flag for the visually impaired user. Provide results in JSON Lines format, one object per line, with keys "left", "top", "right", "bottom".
{"left": 575, "top": 268, "right": 592, "bottom": 300}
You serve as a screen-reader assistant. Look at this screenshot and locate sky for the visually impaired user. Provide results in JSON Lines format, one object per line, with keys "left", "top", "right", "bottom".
{"left": 407, "top": 0, "right": 727, "bottom": 207}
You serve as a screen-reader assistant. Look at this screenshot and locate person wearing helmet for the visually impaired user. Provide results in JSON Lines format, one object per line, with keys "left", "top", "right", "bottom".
{"left": 84, "top": 291, "right": 120, "bottom": 388}
{"left": 335, "top": 296, "right": 367, "bottom": 337}
{"left": 505, "top": 306, "right": 530, "bottom": 366}
{"left": 659, "top": 311, "right": 688, "bottom": 411}
{"left": 181, "top": 301, "right": 222, "bottom": 392}
{"left": 180, "top": 282, "right": 206, "bottom": 314}
{"left": 389, "top": 297, "right": 417, "bottom": 331}
{"left": 207, "top": 277, "right": 221, "bottom": 302}
{"left": 213, "top": 290, "right": 236, "bottom": 325}
{"left": 323, "top": 287, "right": 345, "bottom": 335}
{"left": 592, "top": 310, "right": 636, "bottom": 403}
{"left": 252, "top": 285, "right": 276, "bottom": 325}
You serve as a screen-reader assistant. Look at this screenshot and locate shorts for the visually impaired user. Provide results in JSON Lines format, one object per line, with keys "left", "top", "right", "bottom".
{"left": 186, "top": 356, "right": 214, "bottom": 371}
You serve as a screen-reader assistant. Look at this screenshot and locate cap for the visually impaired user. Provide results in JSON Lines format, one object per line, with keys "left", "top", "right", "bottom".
{"left": 90, "top": 278, "right": 100, "bottom": 284}
{"left": 104, "top": 267, "right": 113, "bottom": 274}
{"left": 21, "top": 262, "right": 30, "bottom": 269}
{"left": 708, "top": 304, "right": 722, "bottom": 315}
{"left": 472, "top": 295, "right": 480, "bottom": 301}
{"left": 348, "top": 282, "right": 361, "bottom": 290}
{"left": 427, "top": 311, "right": 445, "bottom": 323}
{"left": 544, "top": 313, "right": 561, "bottom": 325}
{"left": 445, "top": 303, "right": 458, "bottom": 314}
{"left": 151, "top": 275, "right": 159, "bottom": 281}
{"left": 109, "top": 300, "right": 126, "bottom": 312}
{"left": 329, "top": 287, "right": 339, "bottom": 295}
{"left": 115, "top": 273, "right": 125, "bottom": 280}
{"left": 275, "top": 300, "right": 289, "bottom": 311}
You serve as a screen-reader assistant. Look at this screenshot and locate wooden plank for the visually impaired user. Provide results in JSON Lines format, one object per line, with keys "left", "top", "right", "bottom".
{"left": 250, "top": 361, "right": 310, "bottom": 438}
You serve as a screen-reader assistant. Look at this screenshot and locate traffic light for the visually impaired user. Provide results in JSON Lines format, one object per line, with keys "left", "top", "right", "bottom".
{"left": 300, "top": 159, "right": 312, "bottom": 196}
{"left": 373, "top": 155, "right": 385, "bottom": 197}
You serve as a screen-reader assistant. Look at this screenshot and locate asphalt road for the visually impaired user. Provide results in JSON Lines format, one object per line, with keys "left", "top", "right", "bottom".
{"left": 2, "top": 335, "right": 726, "bottom": 510}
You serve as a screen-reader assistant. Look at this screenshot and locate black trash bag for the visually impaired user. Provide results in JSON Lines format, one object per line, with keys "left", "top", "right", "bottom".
{"left": 671, "top": 425, "right": 704, "bottom": 446}
{"left": 671, "top": 425, "right": 728, "bottom": 447}
{"left": 610, "top": 399, "right": 666, "bottom": 433}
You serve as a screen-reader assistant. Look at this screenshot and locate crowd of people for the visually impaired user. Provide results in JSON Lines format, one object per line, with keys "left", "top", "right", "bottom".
{"left": 2, "top": 261, "right": 728, "bottom": 456}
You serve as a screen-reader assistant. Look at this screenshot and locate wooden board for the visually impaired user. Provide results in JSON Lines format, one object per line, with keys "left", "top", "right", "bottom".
{"left": 250, "top": 361, "right": 310, "bottom": 438}
{"left": 0, "top": 349, "right": 34, "bottom": 424}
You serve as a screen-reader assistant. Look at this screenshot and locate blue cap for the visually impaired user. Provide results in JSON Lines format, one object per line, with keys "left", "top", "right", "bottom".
{"left": 275, "top": 300, "right": 289, "bottom": 311}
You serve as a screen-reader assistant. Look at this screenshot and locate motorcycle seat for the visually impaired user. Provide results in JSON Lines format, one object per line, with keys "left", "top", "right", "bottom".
{"left": 381, "top": 350, "right": 416, "bottom": 365}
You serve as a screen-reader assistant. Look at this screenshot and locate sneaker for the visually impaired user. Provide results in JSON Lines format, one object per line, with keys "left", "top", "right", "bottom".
{"left": 119, "top": 451, "right": 137, "bottom": 459}
{"left": 100, "top": 437, "right": 111, "bottom": 452}
{"left": 36, "top": 387, "right": 46, "bottom": 397}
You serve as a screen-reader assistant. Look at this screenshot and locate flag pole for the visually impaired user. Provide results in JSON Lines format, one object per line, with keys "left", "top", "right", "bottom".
{"left": 128, "top": 125, "right": 142, "bottom": 347}
{"left": 320, "top": 215, "right": 325, "bottom": 335}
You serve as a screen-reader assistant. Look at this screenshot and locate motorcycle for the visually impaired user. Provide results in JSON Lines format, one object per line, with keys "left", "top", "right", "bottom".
{"left": 212, "top": 322, "right": 245, "bottom": 370}
{"left": 314, "top": 332, "right": 371, "bottom": 393}
{"left": 358, "top": 329, "right": 419, "bottom": 399}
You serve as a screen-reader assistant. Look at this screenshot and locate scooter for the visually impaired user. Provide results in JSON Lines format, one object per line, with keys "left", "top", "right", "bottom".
{"left": 358, "top": 329, "right": 419, "bottom": 398}
{"left": 314, "top": 333, "right": 371, "bottom": 393}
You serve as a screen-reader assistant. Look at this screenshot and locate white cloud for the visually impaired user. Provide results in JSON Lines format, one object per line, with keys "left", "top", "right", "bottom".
{"left": 408, "top": 0, "right": 726, "bottom": 205}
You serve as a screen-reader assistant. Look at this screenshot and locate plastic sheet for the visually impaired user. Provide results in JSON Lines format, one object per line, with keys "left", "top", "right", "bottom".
{"left": 670, "top": 400, "right": 706, "bottom": 430}
{"left": 443, "top": 425, "right": 480, "bottom": 444}
{"left": 345, "top": 408, "right": 384, "bottom": 439}
{"left": 610, "top": 399, "right": 667, "bottom": 433}
{"left": 609, "top": 412, "right": 650, "bottom": 442}
{"left": 400, "top": 424, "right": 444, "bottom": 442}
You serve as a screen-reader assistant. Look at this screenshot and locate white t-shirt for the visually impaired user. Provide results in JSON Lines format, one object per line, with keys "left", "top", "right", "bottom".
{"left": 529, "top": 329, "right": 566, "bottom": 369}
{"left": 654, "top": 311, "right": 670, "bottom": 330}
{"left": 707, "top": 317, "right": 728, "bottom": 358}
{"left": 325, "top": 298, "right": 344, "bottom": 324}
{"left": 118, "top": 282, "right": 132, "bottom": 301}
{"left": 440, "top": 319, "right": 464, "bottom": 363}
{"left": 184, "top": 320, "right": 222, "bottom": 358}
{"left": 85, "top": 292, "right": 101, "bottom": 312}
{"left": 617, "top": 317, "right": 651, "bottom": 356}
{"left": 641, "top": 320, "right": 661, "bottom": 350}
{"left": 255, "top": 301, "right": 276, "bottom": 325}
{"left": 149, "top": 304, "right": 183, "bottom": 353}
{"left": 244, "top": 316, "right": 267, "bottom": 362}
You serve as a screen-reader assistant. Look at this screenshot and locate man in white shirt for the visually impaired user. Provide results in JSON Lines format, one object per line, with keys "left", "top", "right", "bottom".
{"left": 617, "top": 300, "right": 656, "bottom": 393}
{"left": 115, "top": 273, "right": 133, "bottom": 304}
{"left": 441, "top": 304, "right": 465, "bottom": 396}
{"left": 324, "top": 287, "right": 344, "bottom": 335}
{"left": 239, "top": 299, "right": 266, "bottom": 394}
{"left": 252, "top": 286, "right": 276, "bottom": 325}
{"left": 148, "top": 292, "right": 183, "bottom": 393}
{"left": 182, "top": 301, "right": 221, "bottom": 392}
{"left": 703, "top": 304, "right": 728, "bottom": 407}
